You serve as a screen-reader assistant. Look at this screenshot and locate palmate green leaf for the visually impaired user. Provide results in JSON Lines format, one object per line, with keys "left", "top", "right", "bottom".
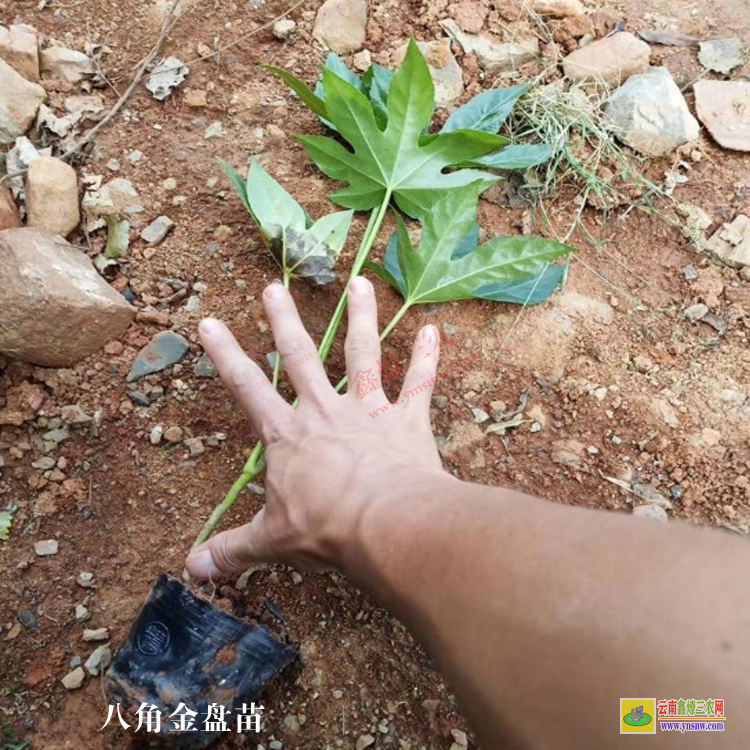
{"left": 369, "top": 182, "right": 573, "bottom": 305}
{"left": 296, "top": 39, "right": 504, "bottom": 219}
{"left": 474, "top": 265, "right": 565, "bottom": 305}
{"left": 441, "top": 84, "right": 531, "bottom": 134}
{"left": 220, "top": 159, "right": 353, "bottom": 285}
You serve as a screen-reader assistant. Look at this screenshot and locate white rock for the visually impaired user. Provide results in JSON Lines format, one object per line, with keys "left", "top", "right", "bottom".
{"left": 313, "top": 0, "right": 367, "bottom": 54}
{"left": 632, "top": 504, "right": 668, "bottom": 523}
{"left": 34, "top": 539, "right": 59, "bottom": 556}
{"left": 528, "top": 0, "right": 584, "bottom": 16}
{"left": 40, "top": 46, "right": 94, "bottom": 82}
{"left": 705, "top": 215, "right": 750, "bottom": 269}
{"left": 273, "top": 19, "right": 297, "bottom": 41}
{"left": 25, "top": 156, "right": 80, "bottom": 237}
{"left": 604, "top": 67, "right": 699, "bottom": 157}
{"left": 698, "top": 38, "right": 744, "bottom": 75}
{"left": 75, "top": 603, "right": 90, "bottom": 621}
{"left": 0, "top": 24, "right": 40, "bottom": 81}
{"left": 140, "top": 215, "right": 175, "bottom": 245}
{"left": 440, "top": 19, "right": 538, "bottom": 75}
{"left": 82, "top": 627, "right": 109, "bottom": 642}
{"left": 84, "top": 644, "right": 112, "bottom": 676}
{"left": 0, "top": 58, "right": 45, "bottom": 145}
{"left": 62, "top": 666, "right": 85, "bottom": 689}
{"left": 562, "top": 32, "right": 650, "bottom": 86}
{"left": 393, "top": 39, "right": 463, "bottom": 108}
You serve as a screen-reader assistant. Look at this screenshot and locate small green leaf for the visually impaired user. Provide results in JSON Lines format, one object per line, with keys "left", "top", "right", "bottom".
{"left": 0, "top": 510, "right": 13, "bottom": 541}
{"left": 232, "top": 160, "right": 353, "bottom": 285}
{"left": 465, "top": 143, "right": 556, "bottom": 171}
{"left": 474, "top": 264, "right": 565, "bottom": 305}
{"left": 441, "top": 84, "right": 530, "bottom": 134}
{"left": 262, "top": 65, "right": 328, "bottom": 119}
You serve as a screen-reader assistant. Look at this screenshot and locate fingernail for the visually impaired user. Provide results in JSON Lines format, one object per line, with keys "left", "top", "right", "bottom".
{"left": 199, "top": 318, "right": 224, "bottom": 335}
{"left": 265, "top": 282, "right": 286, "bottom": 299}
{"left": 185, "top": 548, "right": 222, "bottom": 579}
{"left": 349, "top": 276, "right": 372, "bottom": 294}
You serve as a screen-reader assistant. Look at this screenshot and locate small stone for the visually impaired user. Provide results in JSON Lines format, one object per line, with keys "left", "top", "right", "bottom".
{"left": 633, "top": 355, "right": 652, "bottom": 373}
{"left": 0, "top": 228, "right": 135, "bottom": 366}
{"left": 450, "top": 729, "right": 469, "bottom": 748}
{"left": 75, "top": 604, "right": 90, "bottom": 621}
{"left": 694, "top": 81, "right": 750, "bottom": 152}
{"left": 214, "top": 224, "right": 233, "bottom": 241}
{"left": 471, "top": 407, "right": 490, "bottom": 423}
{"left": 204, "top": 121, "right": 223, "bottom": 139}
{"left": 150, "top": 425, "right": 164, "bottom": 445}
{"left": 164, "top": 426, "right": 184, "bottom": 443}
{"left": 632, "top": 504, "right": 668, "bottom": 524}
{"left": 332, "top": 689, "right": 344, "bottom": 699}
{"left": 0, "top": 24, "right": 40, "bottom": 81}
{"left": 0, "top": 58, "right": 46, "bottom": 145}
{"left": 34, "top": 539, "right": 58, "bottom": 556}
{"left": 40, "top": 47, "right": 94, "bottom": 82}
{"left": 184, "top": 89, "right": 207, "bottom": 107}
{"left": 128, "top": 391, "right": 150, "bottom": 407}
{"left": 273, "top": 19, "right": 297, "bottom": 41}
{"left": 291, "top": 571, "right": 303, "bottom": 584}
{"left": 551, "top": 439, "right": 586, "bottom": 471}
{"left": 449, "top": 1, "right": 488, "bottom": 34}
{"left": 18, "top": 610, "right": 37, "bottom": 629}
{"left": 682, "top": 264, "right": 698, "bottom": 281}
{"left": 106, "top": 158, "right": 120, "bottom": 172}
{"left": 0, "top": 381, "right": 44, "bottom": 426}
{"left": 184, "top": 295, "right": 200, "bottom": 313}
{"left": 528, "top": 0, "right": 583, "bottom": 16}
{"left": 313, "top": 0, "right": 367, "bottom": 54}
{"left": 128, "top": 149, "right": 143, "bottom": 163}
{"left": 193, "top": 353, "right": 218, "bottom": 378}
{"left": 685, "top": 302, "right": 708, "bottom": 321}
{"left": 352, "top": 50, "right": 372, "bottom": 71}
{"left": 162, "top": 177, "right": 177, "bottom": 191}
{"left": 356, "top": 734, "right": 375, "bottom": 750}
{"left": 698, "top": 38, "right": 744, "bottom": 75}
{"left": 62, "top": 666, "right": 85, "bottom": 689}
{"left": 633, "top": 483, "right": 672, "bottom": 509}
{"left": 84, "top": 644, "right": 112, "bottom": 676}
{"left": 77, "top": 571, "right": 94, "bottom": 588}
{"left": 43, "top": 427, "right": 69, "bottom": 443}
{"left": 705, "top": 215, "right": 750, "bottom": 269}
{"left": 32, "top": 456, "right": 56, "bottom": 470}
{"left": 61, "top": 404, "right": 92, "bottom": 424}
{"left": 394, "top": 39, "right": 463, "bottom": 108}
{"left": 441, "top": 19, "right": 538, "bottom": 74}
{"left": 563, "top": 32, "right": 650, "bottom": 86}
{"left": 69, "top": 656, "right": 82, "bottom": 669}
{"left": 185, "top": 437, "right": 205, "bottom": 456}
{"left": 604, "top": 67, "right": 699, "bottom": 157}
{"left": 283, "top": 714, "right": 301, "bottom": 733}
{"left": 140, "top": 215, "right": 175, "bottom": 245}
{"left": 127, "top": 331, "right": 190, "bottom": 382}
{"left": 82, "top": 627, "right": 109, "bottom": 642}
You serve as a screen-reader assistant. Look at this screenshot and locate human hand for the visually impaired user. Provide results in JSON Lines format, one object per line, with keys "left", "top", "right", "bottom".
{"left": 185, "top": 277, "right": 449, "bottom": 579}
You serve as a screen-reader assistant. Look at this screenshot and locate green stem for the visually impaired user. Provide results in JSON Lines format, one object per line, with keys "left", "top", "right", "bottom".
{"left": 192, "top": 191, "right": 393, "bottom": 548}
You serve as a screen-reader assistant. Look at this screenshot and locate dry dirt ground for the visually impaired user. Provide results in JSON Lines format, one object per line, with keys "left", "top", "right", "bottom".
{"left": 1, "top": 0, "right": 750, "bottom": 747}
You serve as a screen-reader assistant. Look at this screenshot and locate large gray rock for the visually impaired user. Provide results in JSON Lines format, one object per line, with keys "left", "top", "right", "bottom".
{"left": 604, "top": 67, "right": 699, "bottom": 156}
{"left": 0, "top": 24, "right": 40, "bottom": 81}
{"left": 0, "top": 58, "right": 45, "bottom": 145}
{"left": 40, "top": 46, "right": 94, "bottom": 82}
{"left": 563, "top": 32, "right": 650, "bottom": 86}
{"left": 313, "top": 0, "right": 367, "bottom": 54}
{"left": 0, "top": 228, "right": 135, "bottom": 366}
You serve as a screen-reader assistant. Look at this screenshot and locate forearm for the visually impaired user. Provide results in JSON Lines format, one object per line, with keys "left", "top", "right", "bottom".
{"left": 342, "top": 472, "right": 750, "bottom": 749}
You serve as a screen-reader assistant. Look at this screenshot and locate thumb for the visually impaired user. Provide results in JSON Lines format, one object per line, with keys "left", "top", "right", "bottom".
{"left": 185, "top": 508, "right": 274, "bottom": 579}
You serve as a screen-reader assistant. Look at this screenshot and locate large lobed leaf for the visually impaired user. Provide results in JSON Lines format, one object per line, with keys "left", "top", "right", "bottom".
{"left": 368, "top": 182, "right": 574, "bottom": 305}
{"left": 221, "top": 159, "right": 352, "bottom": 285}
{"left": 290, "top": 40, "right": 506, "bottom": 218}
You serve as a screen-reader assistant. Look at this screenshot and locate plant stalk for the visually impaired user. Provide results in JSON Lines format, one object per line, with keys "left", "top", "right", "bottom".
{"left": 192, "top": 190, "right": 393, "bottom": 548}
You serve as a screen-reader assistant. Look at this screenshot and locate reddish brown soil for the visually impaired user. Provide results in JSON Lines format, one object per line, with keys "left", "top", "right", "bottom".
{"left": 1, "top": 0, "right": 749, "bottom": 748}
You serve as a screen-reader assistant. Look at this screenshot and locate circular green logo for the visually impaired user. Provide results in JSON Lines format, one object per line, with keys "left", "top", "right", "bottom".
{"left": 623, "top": 713, "right": 652, "bottom": 727}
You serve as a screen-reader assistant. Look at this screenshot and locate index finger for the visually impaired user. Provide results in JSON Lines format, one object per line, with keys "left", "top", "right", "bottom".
{"left": 199, "top": 318, "right": 294, "bottom": 444}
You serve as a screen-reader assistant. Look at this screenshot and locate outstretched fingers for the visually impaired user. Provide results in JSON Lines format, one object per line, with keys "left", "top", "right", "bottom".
{"left": 199, "top": 318, "right": 294, "bottom": 443}
{"left": 262, "top": 282, "right": 334, "bottom": 406}
{"left": 398, "top": 325, "right": 440, "bottom": 417}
